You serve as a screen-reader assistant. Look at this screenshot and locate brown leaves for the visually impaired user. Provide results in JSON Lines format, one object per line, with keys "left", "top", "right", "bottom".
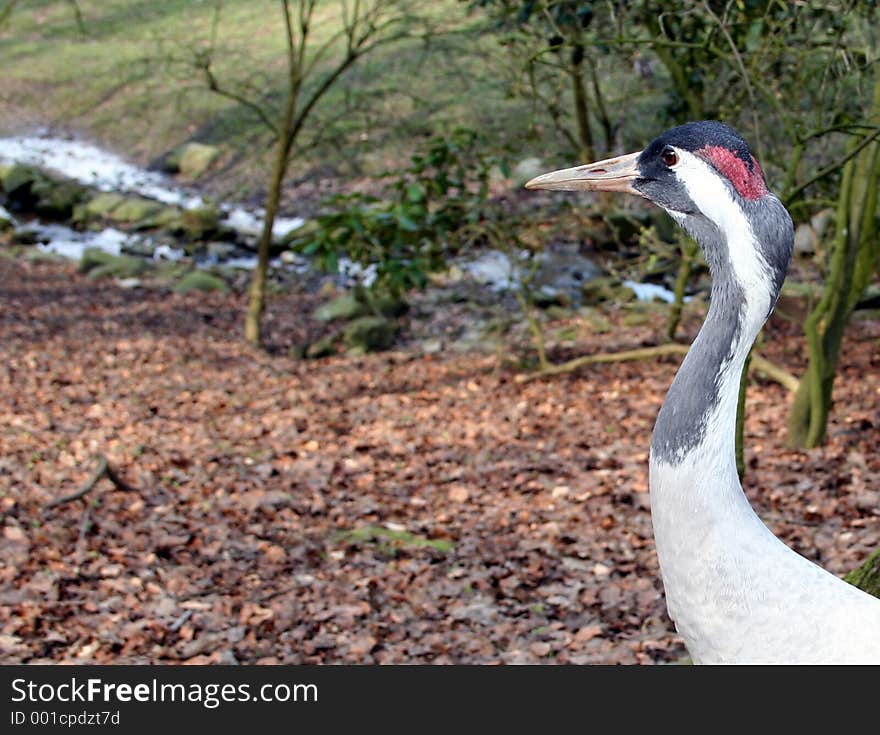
{"left": 0, "top": 258, "right": 878, "bottom": 664}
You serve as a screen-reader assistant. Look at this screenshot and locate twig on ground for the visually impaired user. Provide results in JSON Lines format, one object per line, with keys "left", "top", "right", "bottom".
{"left": 44, "top": 454, "right": 140, "bottom": 510}
{"left": 518, "top": 343, "right": 799, "bottom": 392}
{"left": 168, "top": 610, "right": 193, "bottom": 633}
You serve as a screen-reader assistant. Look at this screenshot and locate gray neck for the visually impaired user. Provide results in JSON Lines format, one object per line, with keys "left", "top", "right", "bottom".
{"left": 650, "top": 207, "right": 787, "bottom": 465}
{"left": 650, "top": 276, "right": 749, "bottom": 464}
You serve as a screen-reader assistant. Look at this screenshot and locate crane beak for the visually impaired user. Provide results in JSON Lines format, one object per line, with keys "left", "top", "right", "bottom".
{"left": 525, "top": 151, "right": 643, "bottom": 195}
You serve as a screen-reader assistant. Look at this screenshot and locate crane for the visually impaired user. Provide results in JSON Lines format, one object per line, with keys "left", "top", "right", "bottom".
{"left": 526, "top": 121, "right": 880, "bottom": 664}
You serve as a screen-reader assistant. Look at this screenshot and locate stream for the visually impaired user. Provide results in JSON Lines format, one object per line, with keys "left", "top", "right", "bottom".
{"left": 0, "top": 133, "right": 679, "bottom": 304}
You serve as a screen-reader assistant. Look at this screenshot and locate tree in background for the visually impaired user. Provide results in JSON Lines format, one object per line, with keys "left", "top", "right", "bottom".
{"left": 194, "top": 0, "right": 432, "bottom": 346}
{"left": 787, "top": 76, "right": 880, "bottom": 447}
{"left": 472, "top": 0, "right": 616, "bottom": 163}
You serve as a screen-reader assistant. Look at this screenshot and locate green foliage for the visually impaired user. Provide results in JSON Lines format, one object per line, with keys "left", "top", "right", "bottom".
{"left": 338, "top": 525, "right": 454, "bottom": 556}
{"left": 289, "top": 128, "right": 493, "bottom": 295}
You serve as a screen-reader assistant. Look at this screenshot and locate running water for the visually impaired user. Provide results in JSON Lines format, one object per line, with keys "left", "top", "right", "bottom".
{"left": 0, "top": 134, "right": 305, "bottom": 242}
{"left": 1, "top": 134, "right": 671, "bottom": 300}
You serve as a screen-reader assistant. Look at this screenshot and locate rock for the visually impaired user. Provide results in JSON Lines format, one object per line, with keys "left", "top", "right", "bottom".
{"left": 74, "top": 192, "right": 126, "bottom": 222}
{"left": 343, "top": 316, "right": 396, "bottom": 353}
{"left": 420, "top": 338, "right": 443, "bottom": 354}
{"left": 12, "top": 229, "right": 39, "bottom": 245}
{"left": 313, "top": 293, "right": 368, "bottom": 322}
{"left": 136, "top": 206, "right": 183, "bottom": 231}
{"left": 533, "top": 286, "right": 570, "bottom": 308}
{"left": 80, "top": 248, "right": 115, "bottom": 272}
{"left": 0, "top": 205, "right": 14, "bottom": 232}
{"left": 366, "top": 291, "right": 408, "bottom": 318}
{"left": 533, "top": 245, "right": 602, "bottom": 298}
{"left": 116, "top": 278, "right": 143, "bottom": 289}
{"left": 90, "top": 257, "right": 147, "bottom": 280}
{"left": 178, "top": 206, "right": 220, "bottom": 240}
{"left": 173, "top": 270, "right": 229, "bottom": 293}
{"left": 121, "top": 236, "right": 158, "bottom": 258}
{"left": 1, "top": 163, "right": 42, "bottom": 198}
{"left": 32, "top": 178, "right": 89, "bottom": 219}
{"left": 111, "top": 197, "right": 164, "bottom": 226}
{"left": 306, "top": 331, "right": 342, "bottom": 359}
{"left": 168, "top": 143, "right": 221, "bottom": 179}
{"left": 79, "top": 248, "right": 147, "bottom": 280}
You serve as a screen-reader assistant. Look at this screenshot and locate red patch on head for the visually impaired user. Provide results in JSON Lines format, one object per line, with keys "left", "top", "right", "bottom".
{"left": 699, "top": 145, "right": 768, "bottom": 200}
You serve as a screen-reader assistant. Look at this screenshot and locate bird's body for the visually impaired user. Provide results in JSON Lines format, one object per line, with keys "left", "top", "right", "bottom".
{"left": 527, "top": 121, "right": 880, "bottom": 664}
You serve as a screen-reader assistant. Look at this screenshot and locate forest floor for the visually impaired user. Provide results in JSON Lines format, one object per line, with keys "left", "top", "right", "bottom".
{"left": 1, "top": 255, "right": 879, "bottom": 664}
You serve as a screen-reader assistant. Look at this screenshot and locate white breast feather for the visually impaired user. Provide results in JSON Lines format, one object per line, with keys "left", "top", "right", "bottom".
{"left": 649, "top": 150, "right": 880, "bottom": 663}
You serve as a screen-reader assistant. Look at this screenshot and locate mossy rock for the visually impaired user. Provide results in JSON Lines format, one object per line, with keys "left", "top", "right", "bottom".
{"left": 178, "top": 206, "right": 220, "bottom": 240}
{"left": 79, "top": 247, "right": 117, "bottom": 273}
{"left": 111, "top": 197, "right": 164, "bottom": 225}
{"left": 32, "top": 178, "right": 90, "bottom": 219}
{"left": 168, "top": 143, "right": 221, "bottom": 179}
{"left": 134, "top": 206, "right": 184, "bottom": 231}
{"left": 343, "top": 316, "right": 396, "bottom": 353}
{"left": 152, "top": 261, "right": 192, "bottom": 286}
{"left": 79, "top": 248, "right": 147, "bottom": 279}
{"left": 365, "top": 291, "right": 409, "bottom": 318}
{"left": 1, "top": 163, "right": 42, "bottom": 197}
{"left": 306, "top": 331, "right": 342, "bottom": 359}
{"left": 313, "top": 293, "right": 369, "bottom": 322}
{"left": 11, "top": 229, "right": 39, "bottom": 245}
{"left": 173, "top": 270, "right": 229, "bottom": 293}
{"left": 74, "top": 192, "right": 127, "bottom": 223}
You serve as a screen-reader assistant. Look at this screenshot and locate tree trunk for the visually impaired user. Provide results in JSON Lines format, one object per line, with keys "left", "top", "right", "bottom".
{"left": 787, "top": 77, "right": 880, "bottom": 447}
{"left": 570, "top": 45, "right": 595, "bottom": 164}
{"left": 244, "top": 2, "right": 300, "bottom": 347}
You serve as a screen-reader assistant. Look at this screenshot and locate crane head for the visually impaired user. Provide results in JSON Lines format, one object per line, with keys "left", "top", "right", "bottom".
{"left": 525, "top": 121, "right": 769, "bottom": 212}
{"left": 525, "top": 121, "right": 792, "bottom": 304}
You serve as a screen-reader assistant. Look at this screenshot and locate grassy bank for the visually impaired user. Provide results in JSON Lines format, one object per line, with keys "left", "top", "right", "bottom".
{"left": 0, "top": 1, "right": 542, "bottom": 201}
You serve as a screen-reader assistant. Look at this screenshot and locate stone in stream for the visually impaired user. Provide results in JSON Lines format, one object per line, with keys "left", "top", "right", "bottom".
{"left": 164, "top": 142, "right": 221, "bottom": 179}
{"left": 110, "top": 196, "right": 165, "bottom": 226}
{"left": 1, "top": 163, "right": 43, "bottom": 199}
{"left": 74, "top": 192, "right": 127, "bottom": 222}
{"left": 178, "top": 206, "right": 221, "bottom": 240}
{"left": 32, "top": 178, "right": 90, "bottom": 219}
{"left": 79, "top": 247, "right": 147, "bottom": 280}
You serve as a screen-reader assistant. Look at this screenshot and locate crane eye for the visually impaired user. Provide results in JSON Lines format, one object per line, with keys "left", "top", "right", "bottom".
{"left": 662, "top": 148, "right": 678, "bottom": 167}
